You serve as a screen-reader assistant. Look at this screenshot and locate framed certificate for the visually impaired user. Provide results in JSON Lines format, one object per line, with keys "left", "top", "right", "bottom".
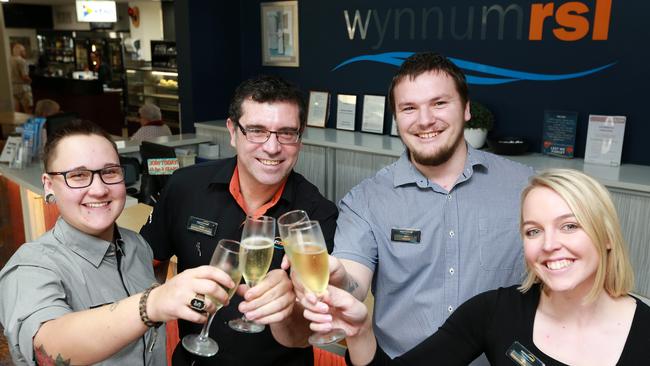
{"left": 361, "top": 95, "right": 386, "bottom": 134}
{"left": 336, "top": 94, "right": 357, "bottom": 131}
{"left": 306, "top": 91, "right": 330, "bottom": 128}
{"left": 390, "top": 115, "right": 398, "bottom": 136}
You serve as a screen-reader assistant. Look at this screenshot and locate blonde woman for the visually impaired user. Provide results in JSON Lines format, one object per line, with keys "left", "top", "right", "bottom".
{"left": 301, "top": 169, "right": 649, "bottom": 365}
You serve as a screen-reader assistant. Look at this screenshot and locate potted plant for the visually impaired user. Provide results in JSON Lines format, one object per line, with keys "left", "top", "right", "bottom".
{"left": 464, "top": 101, "right": 494, "bottom": 149}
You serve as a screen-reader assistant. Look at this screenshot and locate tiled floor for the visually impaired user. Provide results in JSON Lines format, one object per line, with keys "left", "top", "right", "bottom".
{"left": 0, "top": 325, "right": 13, "bottom": 366}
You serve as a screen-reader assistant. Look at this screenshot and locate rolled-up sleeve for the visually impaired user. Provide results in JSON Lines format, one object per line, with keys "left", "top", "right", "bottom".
{"left": 332, "top": 185, "right": 378, "bottom": 272}
{"left": 0, "top": 264, "right": 71, "bottom": 365}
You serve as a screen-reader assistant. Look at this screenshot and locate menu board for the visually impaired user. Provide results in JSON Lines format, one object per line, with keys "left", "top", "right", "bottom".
{"left": 542, "top": 110, "right": 578, "bottom": 158}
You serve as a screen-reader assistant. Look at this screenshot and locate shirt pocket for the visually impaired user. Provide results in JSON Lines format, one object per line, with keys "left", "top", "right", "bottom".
{"left": 478, "top": 215, "right": 523, "bottom": 270}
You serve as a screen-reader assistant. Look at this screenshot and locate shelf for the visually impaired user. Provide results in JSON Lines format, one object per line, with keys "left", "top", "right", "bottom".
{"left": 143, "top": 93, "right": 179, "bottom": 100}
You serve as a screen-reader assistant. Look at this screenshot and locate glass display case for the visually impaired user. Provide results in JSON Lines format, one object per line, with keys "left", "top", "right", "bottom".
{"left": 125, "top": 67, "right": 180, "bottom": 132}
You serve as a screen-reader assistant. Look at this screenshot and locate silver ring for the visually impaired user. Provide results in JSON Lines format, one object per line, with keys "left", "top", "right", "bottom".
{"left": 190, "top": 294, "right": 206, "bottom": 312}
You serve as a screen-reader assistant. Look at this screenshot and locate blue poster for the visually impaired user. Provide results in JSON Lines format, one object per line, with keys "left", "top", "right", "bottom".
{"left": 542, "top": 111, "right": 578, "bottom": 158}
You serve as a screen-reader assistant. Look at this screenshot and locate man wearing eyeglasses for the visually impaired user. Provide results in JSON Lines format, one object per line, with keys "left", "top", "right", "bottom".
{"left": 140, "top": 75, "right": 338, "bottom": 366}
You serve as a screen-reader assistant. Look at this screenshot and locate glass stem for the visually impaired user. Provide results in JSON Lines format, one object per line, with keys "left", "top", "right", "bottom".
{"left": 241, "top": 280, "right": 258, "bottom": 323}
{"left": 198, "top": 311, "right": 218, "bottom": 341}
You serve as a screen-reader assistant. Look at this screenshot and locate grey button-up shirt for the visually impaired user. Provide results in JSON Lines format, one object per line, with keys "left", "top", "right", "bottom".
{"left": 333, "top": 146, "right": 534, "bottom": 359}
{"left": 0, "top": 218, "right": 165, "bottom": 366}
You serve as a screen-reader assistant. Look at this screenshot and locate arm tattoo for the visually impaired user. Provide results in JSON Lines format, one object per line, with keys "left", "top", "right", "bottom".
{"left": 34, "top": 344, "right": 71, "bottom": 366}
{"left": 345, "top": 275, "right": 359, "bottom": 294}
{"left": 109, "top": 300, "right": 120, "bottom": 311}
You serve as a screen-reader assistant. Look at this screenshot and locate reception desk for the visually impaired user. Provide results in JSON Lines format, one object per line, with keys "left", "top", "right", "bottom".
{"left": 195, "top": 120, "right": 650, "bottom": 298}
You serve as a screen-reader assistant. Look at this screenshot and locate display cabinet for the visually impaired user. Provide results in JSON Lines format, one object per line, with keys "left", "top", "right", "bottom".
{"left": 151, "top": 40, "right": 177, "bottom": 71}
{"left": 125, "top": 67, "right": 180, "bottom": 133}
{"left": 36, "top": 31, "right": 75, "bottom": 77}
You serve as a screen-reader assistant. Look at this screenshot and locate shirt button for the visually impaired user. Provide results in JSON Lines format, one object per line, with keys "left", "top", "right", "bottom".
{"left": 448, "top": 305, "right": 454, "bottom": 312}
{"left": 449, "top": 230, "right": 455, "bottom": 238}
{"left": 449, "top": 268, "right": 455, "bottom": 275}
{"left": 447, "top": 194, "right": 452, "bottom": 200}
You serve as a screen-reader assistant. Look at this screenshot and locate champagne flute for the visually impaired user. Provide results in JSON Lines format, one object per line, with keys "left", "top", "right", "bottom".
{"left": 288, "top": 220, "right": 346, "bottom": 345}
{"left": 277, "top": 210, "right": 310, "bottom": 260}
{"left": 182, "top": 239, "right": 242, "bottom": 356}
{"left": 228, "top": 215, "right": 276, "bottom": 333}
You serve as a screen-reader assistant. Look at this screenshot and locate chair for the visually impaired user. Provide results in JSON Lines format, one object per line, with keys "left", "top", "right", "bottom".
{"left": 119, "top": 156, "right": 141, "bottom": 197}
{"left": 45, "top": 112, "right": 78, "bottom": 139}
{"left": 139, "top": 141, "right": 176, "bottom": 205}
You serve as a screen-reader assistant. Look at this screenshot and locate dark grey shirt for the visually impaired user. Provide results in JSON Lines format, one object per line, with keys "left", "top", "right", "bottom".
{"left": 0, "top": 218, "right": 165, "bottom": 366}
{"left": 333, "top": 145, "right": 534, "bottom": 359}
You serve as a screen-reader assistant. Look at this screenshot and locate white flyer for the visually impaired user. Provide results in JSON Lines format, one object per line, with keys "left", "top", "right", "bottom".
{"left": 584, "top": 115, "right": 626, "bottom": 166}
{"left": 0, "top": 136, "right": 22, "bottom": 163}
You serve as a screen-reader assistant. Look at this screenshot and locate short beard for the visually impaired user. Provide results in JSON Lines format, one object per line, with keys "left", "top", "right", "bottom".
{"left": 408, "top": 131, "right": 464, "bottom": 167}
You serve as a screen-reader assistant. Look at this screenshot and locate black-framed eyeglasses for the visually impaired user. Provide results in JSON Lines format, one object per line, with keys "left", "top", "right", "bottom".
{"left": 236, "top": 124, "right": 301, "bottom": 145}
{"left": 46, "top": 165, "right": 125, "bottom": 189}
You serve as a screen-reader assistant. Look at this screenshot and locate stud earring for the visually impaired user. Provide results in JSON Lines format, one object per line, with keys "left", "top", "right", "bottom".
{"left": 45, "top": 193, "right": 56, "bottom": 204}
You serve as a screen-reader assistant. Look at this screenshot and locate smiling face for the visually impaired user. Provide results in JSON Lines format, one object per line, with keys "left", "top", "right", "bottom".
{"left": 521, "top": 187, "right": 601, "bottom": 297}
{"left": 393, "top": 71, "right": 470, "bottom": 169}
{"left": 42, "top": 134, "right": 125, "bottom": 241}
{"left": 227, "top": 99, "right": 301, "bottom": 192}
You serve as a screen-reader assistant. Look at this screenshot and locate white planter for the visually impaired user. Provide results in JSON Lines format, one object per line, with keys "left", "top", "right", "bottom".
{"left": 464, "top": 128, "right": 488, "bottom": 149}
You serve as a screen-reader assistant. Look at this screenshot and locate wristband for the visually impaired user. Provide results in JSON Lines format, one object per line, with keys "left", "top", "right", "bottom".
{"left": 139, "top": 283, "right": 163, "bottom": 328}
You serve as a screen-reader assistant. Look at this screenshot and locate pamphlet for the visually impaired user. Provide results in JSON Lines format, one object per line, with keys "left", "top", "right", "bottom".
{"left": 0, "top": 136, "right": 22, "bottom": 163}
{"left": 542, "top": 110, "right": 577, "bottom": 158}
{"left": 584, "top": 115, "right": 626, "bottom": 166}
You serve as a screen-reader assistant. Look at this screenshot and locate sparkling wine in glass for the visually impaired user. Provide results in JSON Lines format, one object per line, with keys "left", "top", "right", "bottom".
{"left": 228, "top": 215, "right": 275, "bottom": 333}
{"left": 289, "top": 220, "right": 346, "bottom": 345}
{"left": 277, "top": 210, "right": 310, "bottom": 260}
{"left": 182, "top": 239, "right": 242, "bottom": 356}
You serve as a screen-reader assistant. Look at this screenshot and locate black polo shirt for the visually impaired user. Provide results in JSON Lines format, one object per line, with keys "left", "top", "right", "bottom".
{"left": 140, "top": 157, "right": 338, "bottom": 366}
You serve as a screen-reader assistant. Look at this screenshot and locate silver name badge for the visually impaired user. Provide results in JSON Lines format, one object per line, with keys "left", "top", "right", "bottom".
{"left": 186, "top": 216, "right": 218, "bottom": 237}
{"left": 390, "top": 228, "right": 421, "bottom": 243}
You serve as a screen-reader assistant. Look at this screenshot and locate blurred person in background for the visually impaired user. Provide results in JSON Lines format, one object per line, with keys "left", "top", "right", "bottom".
{"left": 131, "top": 103, "right": 172, "bottom": 142}
{"left": 34, "top": 99, "right": 61, "bottom": 118}
{"left": 10, "top": 43, "right": 33, "bottom": 114}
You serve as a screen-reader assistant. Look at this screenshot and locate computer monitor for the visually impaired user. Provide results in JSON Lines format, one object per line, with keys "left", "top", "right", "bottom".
{"left": 45, "top": 112, "right": 79, "bottom": 140}
{"left": 139, "top": 141, "right": 177, "bottom": 205}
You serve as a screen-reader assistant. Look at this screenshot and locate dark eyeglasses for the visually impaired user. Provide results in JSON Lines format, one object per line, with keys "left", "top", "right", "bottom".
{"left": 236, "top": 124, "right": 301, "bottom": 144}
{"left": 47, "top": 165, "right": 125, "bottom": 189}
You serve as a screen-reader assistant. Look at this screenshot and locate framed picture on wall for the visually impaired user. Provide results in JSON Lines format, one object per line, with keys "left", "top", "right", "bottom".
{"left": 361, "top": 95, "right": 386, "bottom": 134}
{"left": 336, "top": 94, "right": 357, "bottom": 131}
{"left": 261, "top": 1, "right": 300, "bottom": 67}
{"left": 307, "top": 91, "right": 330, "bottom": 128}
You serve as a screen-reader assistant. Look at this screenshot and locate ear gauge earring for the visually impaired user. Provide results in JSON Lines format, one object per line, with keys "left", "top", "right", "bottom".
{"left": 45, "top": 193, "right": 56, "bottom": 204}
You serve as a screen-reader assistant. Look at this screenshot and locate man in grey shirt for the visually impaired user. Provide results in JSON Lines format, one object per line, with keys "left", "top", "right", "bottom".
{"left": 329, "top": 52, "right": 534, "bottom": 364}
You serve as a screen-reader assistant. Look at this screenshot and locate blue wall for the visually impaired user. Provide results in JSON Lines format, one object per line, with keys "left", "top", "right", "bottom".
{"left": 179, "top": 1, "right": 650, "bottom": 165}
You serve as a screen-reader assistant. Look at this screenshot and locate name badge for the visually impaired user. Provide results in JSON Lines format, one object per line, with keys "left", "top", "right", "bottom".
{"left": 186, "top": 216, "right": 218, "bottom": 237}
{"left": 506, "top": 341, "right": 545, "bottom": 366}
{"left": 390, "top": 228, "right": 421, "bottom": 243}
